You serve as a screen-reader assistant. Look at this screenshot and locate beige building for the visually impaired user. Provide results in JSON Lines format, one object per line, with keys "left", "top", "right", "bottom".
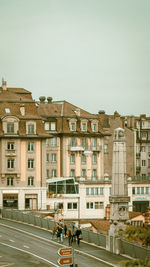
{"left": 0, "top": 80, "right": 48, "bottom": 210}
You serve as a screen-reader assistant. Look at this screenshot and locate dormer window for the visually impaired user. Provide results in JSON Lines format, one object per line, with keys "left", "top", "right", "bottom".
{"left": 71, "top": 122, "right": 75, "bottom": 131}
{"left": 50, "top": 122, "right": 56, "bottom": 131}
{"left": 44, "top": 121, "right": 56, "bottom": 131}
{"left": 81, "top": 122, "right": 87, "bottom": 131}
{"left": 69, "top": 119, "right": 77, "bottom": 131}
{"left": 26, "top": 121, "right": 36, "bottom": 135}
{"left": 91, "top": 120, "right": 98, "bottom": 132}
{"left": 7, "top": 123, "right": 14, "bottom": 133}
{"left": 5, "top": 108, "right": 10, "bottom": 114}
{"left": 28, "top": 124, "right": 34, "bottom": 134}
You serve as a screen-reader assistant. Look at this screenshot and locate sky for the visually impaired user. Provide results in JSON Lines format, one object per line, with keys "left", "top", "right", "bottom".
{"left": 0, "top": 0, "right": 150, "bottom": 116}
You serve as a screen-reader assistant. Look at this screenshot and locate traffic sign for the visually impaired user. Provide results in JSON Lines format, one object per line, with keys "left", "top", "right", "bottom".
{"left": 58, "top": 247, "right": 72, "bottom": 256}
{"left": 58, "top": 257, "right": 72, "bottom": 266}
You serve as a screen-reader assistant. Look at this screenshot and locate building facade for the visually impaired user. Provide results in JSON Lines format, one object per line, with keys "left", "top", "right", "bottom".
{"left": 0, "top": 80, "right": 47, "bottom": 210}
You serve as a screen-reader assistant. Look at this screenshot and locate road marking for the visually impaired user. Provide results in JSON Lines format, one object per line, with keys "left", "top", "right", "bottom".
{"left": 0, "top": 242, "right": 59, "bottom": 267}
{"left": 23, "top": 245, "right": 29, "bottom": 249}
{"left": 0, "top": 222, "right": 119, "bottom": 267}
{"left": 9, "top": 240, "right": 15, "bottom": 243}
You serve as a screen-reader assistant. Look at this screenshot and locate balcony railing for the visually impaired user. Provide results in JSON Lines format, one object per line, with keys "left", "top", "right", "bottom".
{"left": 68, "top": 145, "right": 102, "bottom": 152}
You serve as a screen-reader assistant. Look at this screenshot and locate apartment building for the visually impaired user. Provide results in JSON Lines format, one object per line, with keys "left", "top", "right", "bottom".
{"left": 0, "top": 80, "right": 48, "bottom": 210}
{"left": 37, "top": 97, "right": 112, "bottom": 219}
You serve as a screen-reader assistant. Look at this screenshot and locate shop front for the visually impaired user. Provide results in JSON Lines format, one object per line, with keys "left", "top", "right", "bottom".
{"left": 3, "top": 194, "right": 18, "bottom": 209}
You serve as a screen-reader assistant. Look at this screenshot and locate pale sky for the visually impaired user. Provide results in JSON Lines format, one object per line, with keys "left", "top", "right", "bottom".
{"left": 0, "top": 0, "right": 150, "bottom": 116}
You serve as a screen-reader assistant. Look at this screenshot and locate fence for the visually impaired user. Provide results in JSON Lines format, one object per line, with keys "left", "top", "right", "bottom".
{"left": 2, "top": 209, "right": 150, "bottom": 259}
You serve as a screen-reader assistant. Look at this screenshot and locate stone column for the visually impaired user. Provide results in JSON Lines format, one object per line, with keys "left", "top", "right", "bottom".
{"left": 106, "top": 128, "right": 130, "bottom": 254}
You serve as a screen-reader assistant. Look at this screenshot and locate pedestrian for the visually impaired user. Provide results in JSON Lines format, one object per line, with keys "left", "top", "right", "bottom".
{"left": 56, "top": 224, "right": 61, "bottom": 242}
{"left": 67, "top": 227, "right": 73, "bottom": 246}
{"left": 52, "top": 226, "right": 56, "bottom": 240}
{"left": 72, "top": 225, "right": 76, "bottom": 243}
{"left": 75, "top": 226, "right": 82, "bottom": 246}
{"left": 64, "top": 223, "right": 67, "bottom": 237}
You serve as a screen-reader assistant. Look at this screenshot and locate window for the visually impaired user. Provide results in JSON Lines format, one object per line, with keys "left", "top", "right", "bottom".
{"left": 46, "top": 169, "right": 49, "bottom": 179}
{"left": 146, "top": 187, "right": 149, "bottom": 194}
{"left": 28, "top": 159, "right": 34, "bottom": 169}
{"left": 91, "top": 138, "right": 97, "bottom": 148}
{"left": 46, "top": 154, "right": 49, "bottom": 162}
{"left": 148, "top": 159, "right": 150, "bottom": 168}
{"left": 95, "top": 202, "right": 104, "bottom": 209}
{"left": 91, "top": 188, "right": 94, "bottom": 195}
{"left": 69, "top": 138, "right": 76, "bottom": 147}
{"left": 7, "top": 159, "right": 14, "bottom": 169}
{"left": 67, "top": 202, "right": 77, "bottom": 210}
{"left": 51, "top": 153, "right": 57, "bottom": 162}
{"left": 70, "top": 154, "right": 75, "bottom": 164}
{"left": 92, "top": 123, "right": 97, "bottom": 132}
{"left": 86, "top": 202, "right": 93, "bottom": 209}
{"left": 95, "top": 188, "right": 98, "bottom": 195}
{"left": 148, "top": 146, "right": 150, "bottom": 152}
{"left": 86, "top": 188, "right": 89, "bottom": 195}
{"left": 104, "top": 144, "right": 108, "bottom": 153}
{"left": 81, "top": 153, "right": 86, "bottom": 164}
{"left": 28, "top": 142, "right": 34, "bottom": 152}
{"left": 45, "top": 122, "right": 49, "bottom": 131}
{"left": 7, "top": 142, "right": 14, "bottom": 150}
{"left": 70, "top": 169, "right": 75, "bottom": 177}
{"left": 100, "top": 187, "right": 104, "bottom": 195}
{"left": 148, "top": 121, "right": 150, "bottom": 127}
{"left": 92, "top": 153, "right": 97, "bottom": 163}
{"left": 51, "top": 169, "right": 56, "bottom": 177}
{"left": 142, "top": 160, "right": 146, "bottom": 166}
{"left": 141, "top": 132, "right": 147, "bottom": 140}
{"left": 81, "top": 169, "right": 86, "bottom": 177}
{"left": 28, "top": 124, "right": 34, "bottom": 134}
{"left": 28, "top": 177, "right": 34, "bottom": 186}
{"left": 50, "top": 122, "right": 56, "bottom": 131}
{"left": 137, "top": 187, "right": 140, "bottom": 194}
{"left": 70, "top": 122, "right": 76, "bottom": 131}
{"left": 5, "top": 108, "right": 10, "bottom": 114}
{"left": 92, "top": 169, "right": 97, "bottom": 179}
{"left": 81, "top": 122, "right": 87, "bottom": 131}
{"left": 81, "top": 138, "right": 88, "bottom": 149}
{"left": 51, "top": 137, "right": 57, "bottom": 146}
{"left": 46, "top": 139, "right": 49, "bottom": 147}
{"left": 7, "top": 123, "right": 14, "bottom": 133}
{"left": 132, "top": 187, "right": 135, "bottom": 195}
{"left": 141, "top": 146, "right": 146, "bottom": 152}
{"left": 7, "top": 177, "right": 14, "bottom": 186}
{"left": 141, "top": 187, "right": 144, "bottom": 194}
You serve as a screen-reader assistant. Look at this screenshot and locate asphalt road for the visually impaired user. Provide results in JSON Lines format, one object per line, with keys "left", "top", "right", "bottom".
{"left": 0, "top": 219, "right": 130, "bottom": 267}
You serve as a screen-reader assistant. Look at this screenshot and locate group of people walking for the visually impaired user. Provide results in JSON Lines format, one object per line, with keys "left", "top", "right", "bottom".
{"left": 52, "top": 222, "right": 82, "bottom": 246}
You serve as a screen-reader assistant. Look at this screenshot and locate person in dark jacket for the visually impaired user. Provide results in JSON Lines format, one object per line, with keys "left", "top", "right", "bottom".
{"left": 75, "top": 227, "right": 82, "bottom": 246}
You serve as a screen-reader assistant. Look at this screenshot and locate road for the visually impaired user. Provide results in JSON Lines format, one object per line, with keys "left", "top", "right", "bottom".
{"left": 0, "top": 219, "right": 130, "bottom": 266}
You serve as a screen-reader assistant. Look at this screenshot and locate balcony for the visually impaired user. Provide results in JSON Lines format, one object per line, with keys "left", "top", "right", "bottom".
{"left": 68, "top": 146, "right": 84, "bottom": 151}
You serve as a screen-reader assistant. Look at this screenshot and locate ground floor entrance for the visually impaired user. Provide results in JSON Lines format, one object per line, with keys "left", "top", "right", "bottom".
{"left": 25, "top": 194, "right": 38, "bottom": 210}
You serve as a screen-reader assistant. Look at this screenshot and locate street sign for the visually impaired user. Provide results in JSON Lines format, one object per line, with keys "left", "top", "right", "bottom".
{"left": 58, "top": 257, "right": 72, "bottom": 266}
{"left": 58, "top": 247, "right": 72, "bottom": 256}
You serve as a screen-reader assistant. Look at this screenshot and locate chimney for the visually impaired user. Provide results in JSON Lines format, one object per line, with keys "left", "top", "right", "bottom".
{"left": 39, "top": 96, "right": 46, "bottom": 103}
{"left": 2, "top": 78, "right": 7, "bottom": 90}
{"left": 98, "top": 110, "right": 105, "bottom": 114}
{"left": 47, "top": 97, "right": 53, "bottom": 103}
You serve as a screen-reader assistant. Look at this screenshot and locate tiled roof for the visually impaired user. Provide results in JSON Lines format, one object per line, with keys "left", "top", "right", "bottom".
{"left": 0, "top": 88, "right": 33, "bottom": 103}
{"left": 37, "top": 100, "right": 107, "bottom": 135}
